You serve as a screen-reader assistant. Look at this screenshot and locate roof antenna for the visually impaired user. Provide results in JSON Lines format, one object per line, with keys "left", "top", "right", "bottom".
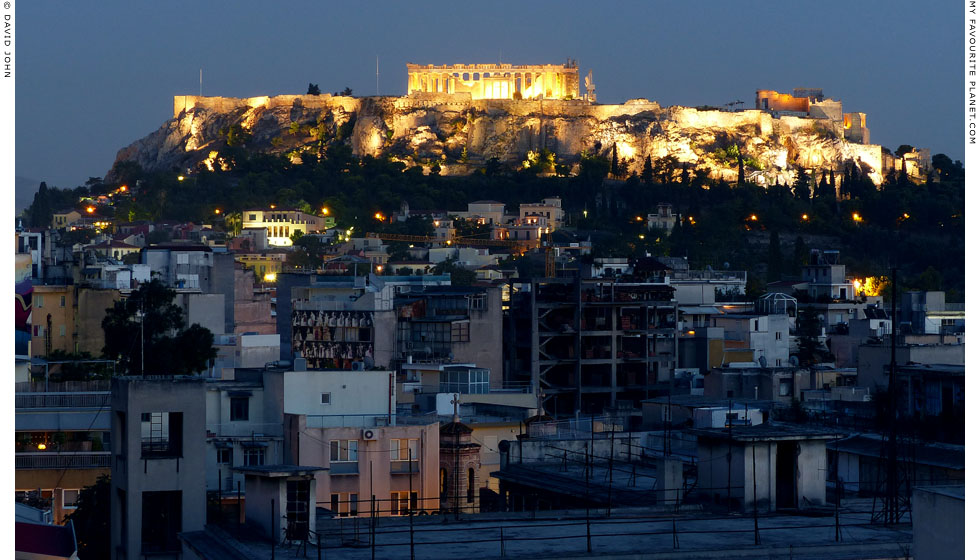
{"left": 376, "top": 55, "right": 379, "bottom": 96}
{"left": 199, "top": 68, "right": 203, "bottom": 96}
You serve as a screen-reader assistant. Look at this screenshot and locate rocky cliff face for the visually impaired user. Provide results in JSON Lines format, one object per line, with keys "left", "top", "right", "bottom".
{"left": 110, "top": 94, "right": 883, "bottom": 185}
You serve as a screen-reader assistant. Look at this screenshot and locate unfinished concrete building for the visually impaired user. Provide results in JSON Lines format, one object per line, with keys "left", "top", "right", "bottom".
{"left": 506, "top": 277, "right": 678, "bottom": 416}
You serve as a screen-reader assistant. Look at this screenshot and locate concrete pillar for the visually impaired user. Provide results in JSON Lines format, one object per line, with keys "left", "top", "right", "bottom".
{"left": 655, "top": 457, "right": 683, "bottom": 505}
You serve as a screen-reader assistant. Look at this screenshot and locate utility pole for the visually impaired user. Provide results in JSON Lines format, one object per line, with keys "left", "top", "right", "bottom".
{"left": 376, "top": 56, "right": 380, "bottom": 96}
{"left": 199, "top": 68, "right": 203, "bottom": 96}
{"left": 885, "top": 268, "right": 899, "bottom": 523}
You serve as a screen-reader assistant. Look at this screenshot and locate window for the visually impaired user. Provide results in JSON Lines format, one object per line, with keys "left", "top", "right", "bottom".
{"left": 244, "top": 447, "right": 265, "bottom": 466}
{"left": 440, "top": 468, "right": 448, "bottom": 497}
{"left": 451, "top": 321, "right": 470, "bottom": 342}
{"left": 467, "top": 468, "right": 475, "bottom": 503}
{"left": 329, "top": 440, "right": 358, "bottom": 462}
{"left": 140, "top": 412, "right": 182, "bottom": 458}
{"left": 176, "top": 253, "right": 189, "bottom": 265}
{"left": 390, "top": 438, "right": 419, "bottom": 461}
{"left": 60, "top": 296, "right": 66, "bottom": 307}
{"left": 229, "top": 397, "right": 249, "bottom": 421}
{"left": 390, "top": 491, "right": 418, "bottom": 515}
{"left": 217, "top": 448, "right": 231, "bottom": 465}
{"left": 248, "top": 214, "right": 257, "bottom": 221}
{"left": 775, "top": 332, "right": 782, "bottom": 340}
{"left": 321, "top": 393, "right": 331, "bottom": 405}
{"left": 35, "top": 295, "right": 43, "bottom": 308}
{"left": 59, "top": 325, "right": 66, "bottom": 337}
{"left": 329, "top": 492, "right": 358, "bottom": 517}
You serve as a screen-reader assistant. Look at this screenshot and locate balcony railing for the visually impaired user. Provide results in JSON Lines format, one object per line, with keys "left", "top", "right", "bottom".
{"left": 15, "top": 392, "right": 110, "bottom": 409}
{"left": 205, "top": 422, "right": 284, "bottom": 438}
{"left": 329, "top": 462, "right": 359, "bottom": 475}
{"left": 16, "top": 452, "right": 111, "bottom": 469}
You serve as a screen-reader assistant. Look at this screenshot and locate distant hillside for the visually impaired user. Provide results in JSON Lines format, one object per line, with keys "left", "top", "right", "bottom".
{"left": 109, "top": 93, "right": 885, "bottom": 186}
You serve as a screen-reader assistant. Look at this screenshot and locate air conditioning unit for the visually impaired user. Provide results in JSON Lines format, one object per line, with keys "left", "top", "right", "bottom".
{"left": 361, "top": 429, "right": 378, "bottom": 441}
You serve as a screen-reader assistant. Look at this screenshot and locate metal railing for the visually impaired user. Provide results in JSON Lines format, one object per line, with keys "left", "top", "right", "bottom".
{"left": 16, "top": 452, "right": 111, "bottom": 469}
{"left": 15, "top": 380, "right": 111, "bottom": 393}
{"left": 205, "top": 422, "right": 284, "bottom": 438}
{"left": 303, "top": 414, "right": 393, "bottom": 429}
{"left": 15, "top": 392, "right": 110, "bottom": 409}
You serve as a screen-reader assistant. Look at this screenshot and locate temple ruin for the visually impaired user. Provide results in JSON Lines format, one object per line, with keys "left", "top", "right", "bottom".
{"left": 406, "top": 61, "right": 580, "bottom": 100}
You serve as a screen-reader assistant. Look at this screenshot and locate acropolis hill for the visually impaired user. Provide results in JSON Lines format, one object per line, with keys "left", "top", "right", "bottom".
{"left": 112, "top": 62, "right": 893, "bottom": 185}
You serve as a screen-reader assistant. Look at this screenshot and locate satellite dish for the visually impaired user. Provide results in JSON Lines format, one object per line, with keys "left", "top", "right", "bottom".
{"left": 758, "top": 356, "right": 768, "bottom": 368}
{"left": 789, "top": 356, "right": 800, "bottom": 366}
{"left": 818, "top": 314, "right": 826, "bottom": 323}
{"left": 723, "top": 262, "right": 730, "bottom": 269}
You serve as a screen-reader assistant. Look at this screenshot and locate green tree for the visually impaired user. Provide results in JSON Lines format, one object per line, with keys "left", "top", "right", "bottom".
{"left": 792, "top": 166, "right": 811, "bottom": 202}
{"left": 307, "top": 83, "right": 321, "bottom": 95}
{"left": 101, "top": 280, "right": 216, "bottom": 375}
{"left": 27, "top": 181, "right": 53, "bottom": 228}
{"left": 610, "top": 144, "right": 620, "bottom": 178}
{"left": 795, "top": 307, "right": 828, "bottom": 366}
{"left": 67, "top": 474, "right": 111, "bottom": 560}
{"left": 641, "top": 155, "right": 654, "bottom": 186}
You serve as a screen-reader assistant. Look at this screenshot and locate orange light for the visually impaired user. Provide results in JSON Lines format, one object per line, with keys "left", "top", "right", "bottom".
{"left": 214, "top": 209, "right": 221, "bottom": 215}
{"left": 37, "top": 443, "right": 46, "bottom": 450}
{"left": 177, "top": 175, "right": 185, "bottom": 181}
{"left": 321, "top": 207, "right": 329, "bottom": 215}
{"left": 635, "top": 216, "right": 643, "bottom": 222}
{"left": 375, "top": 265, "right": 383, "bottom": 273}
{"left": 374, "top": 213, "right": 385, "bottom": 221}
{"left": 119, "top": 185, "right": 127, "bottom": 192}
{"left": 749, "top": 214, "right": 758, "bottom": 221}
{"left": 802, "top": 214, "right": 809, "bottom": 221}
{"left": 270, "top": 204, "right": 276, "bottom": 209}
{"left": 86, "top": 206, "right": 95, "bottom": 214}
{"left": 852, "top": 212, "right": 863, "bottom": 223}
{"left": 902, "top": 213, "right": 910, "bottom": 219}
{"left": 687, "top": 330, "right": 696, "bottom": 335}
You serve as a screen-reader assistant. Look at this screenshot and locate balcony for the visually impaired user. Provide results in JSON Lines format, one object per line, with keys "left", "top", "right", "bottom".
{"left": 330, "top": 462, "right": 359, "bottom": 475}
{"left": 390, "top": 460, "right": 420, "bottom": 474}
{"left": 15, "top": 392, "right": 110, "bottom": 409}
{"left": 205, "top": 422, "right": 284, "bottom": 438}
{"left": 16, "top": 452, "right": 111, "bottom": 470}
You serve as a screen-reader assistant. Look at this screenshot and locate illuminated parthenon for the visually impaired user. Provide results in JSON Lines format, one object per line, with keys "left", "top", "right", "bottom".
{"left": 406, "top": 60, "right": 581, "bottom": 100}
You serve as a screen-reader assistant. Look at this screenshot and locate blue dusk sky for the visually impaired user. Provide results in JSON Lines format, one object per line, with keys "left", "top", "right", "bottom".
{"left": 14, "top": 0, "right": 965, "bottom": 200}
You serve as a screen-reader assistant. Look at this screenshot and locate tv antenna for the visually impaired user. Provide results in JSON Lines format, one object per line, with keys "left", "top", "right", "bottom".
{"left": 199, "top": 68, "right": 203, "bottom": 96}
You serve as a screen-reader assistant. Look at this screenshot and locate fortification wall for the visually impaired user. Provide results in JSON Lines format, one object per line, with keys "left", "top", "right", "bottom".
{"left": 174, "top": 94, "right": 361, "bottom": 118}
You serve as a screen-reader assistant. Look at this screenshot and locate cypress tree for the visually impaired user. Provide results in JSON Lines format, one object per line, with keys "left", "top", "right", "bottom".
{"left": 641, "top": 155, "right": 654, "bottom": 186}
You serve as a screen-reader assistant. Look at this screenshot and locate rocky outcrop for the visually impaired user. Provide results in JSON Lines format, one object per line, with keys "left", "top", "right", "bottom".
{"left": 109, "top": 94, "right": 884, "bottom": 185}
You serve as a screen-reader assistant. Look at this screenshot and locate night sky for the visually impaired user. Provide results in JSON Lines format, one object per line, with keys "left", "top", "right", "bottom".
{"left": 14, "top": 0, "right": 965, "bottom": 203}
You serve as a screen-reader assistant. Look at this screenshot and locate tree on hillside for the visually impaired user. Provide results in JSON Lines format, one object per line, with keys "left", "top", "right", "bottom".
{"left": 641, "top": 156, "right": 654, "bottom": 186}
{"left": 792, "top": 166, "right": 811, "bottom": 202}
{"left": 610, "top": 144, "right": 620, "bottom": 178}
{"left": 767, "top": 229, "right": 783, "bottom": 282}
{"left": 102, "top": 280, "right": 216, "bottom": 375}
{"left": 27, "top": 182, "right": 53, "bottom": 228}
{"left": 307, "top": 83, "right": 321, "bottom": 95}
{"left": 431, "top": 257, "right": 476, "bottom": 286}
